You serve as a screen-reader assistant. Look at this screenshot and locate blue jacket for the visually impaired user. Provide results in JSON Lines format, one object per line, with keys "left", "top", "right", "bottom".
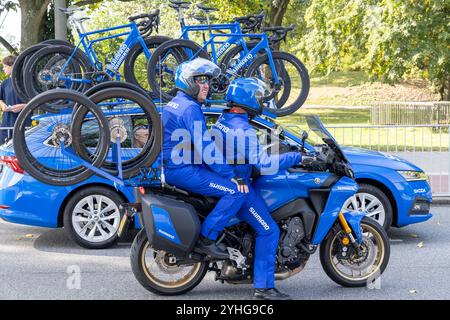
{"left": 0, "top": 78, "right": 23, "bottom": 143}
{"left": 162, "top": 91, "right": 235, "bottom": 179}
{"left": 212, "top": 111, "right": 301, "bottom": 180}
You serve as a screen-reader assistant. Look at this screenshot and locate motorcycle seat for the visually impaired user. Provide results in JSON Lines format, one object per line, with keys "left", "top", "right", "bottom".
{"left": 151, "top": 185, "right": 218, "bottom": 214}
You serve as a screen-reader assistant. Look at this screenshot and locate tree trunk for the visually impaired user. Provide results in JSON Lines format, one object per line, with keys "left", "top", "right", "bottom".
{"left": 18, "top": 0, "right": 51, "bottom": 50}
{"left": 267, "top": 0, "right": 290, "bottom": 51}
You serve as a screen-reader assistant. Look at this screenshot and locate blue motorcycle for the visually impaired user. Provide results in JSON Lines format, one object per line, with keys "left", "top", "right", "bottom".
{"left": 121, "top": 116, "right": 390, "bottom": 295}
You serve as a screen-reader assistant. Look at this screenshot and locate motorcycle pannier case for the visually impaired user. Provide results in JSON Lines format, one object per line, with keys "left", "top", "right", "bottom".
{"left": 138, "top": 192, "right": 201, "bottom": 257}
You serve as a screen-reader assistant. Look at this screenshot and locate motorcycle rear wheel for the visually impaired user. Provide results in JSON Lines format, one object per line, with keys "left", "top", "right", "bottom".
{"left": 130, "top": 229, "right": 208, "bottom": 295}
{"left": 319, "top": 216, "right": 390, "bottom": 287}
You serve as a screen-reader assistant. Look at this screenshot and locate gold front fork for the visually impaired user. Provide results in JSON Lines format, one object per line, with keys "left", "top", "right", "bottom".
{"left": 338, "top": 212, "right": 357, "bottom": 246}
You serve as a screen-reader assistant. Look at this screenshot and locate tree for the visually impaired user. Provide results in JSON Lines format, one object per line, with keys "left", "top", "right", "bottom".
{"left": 18, "top": 0, "right": 52, "bottom": 49}
{"left": 0, "top": 0, "right": 19, "bottom": 55}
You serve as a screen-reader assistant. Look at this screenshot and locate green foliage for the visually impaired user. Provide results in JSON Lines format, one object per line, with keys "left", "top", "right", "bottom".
{"left": 79, "top": 0, "right": 448, "bottom": 100}
{"left": 300, "top": 0, "right": 450, "bottom": 100}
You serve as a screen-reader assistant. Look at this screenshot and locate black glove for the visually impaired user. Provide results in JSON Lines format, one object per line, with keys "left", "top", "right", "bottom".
{"left": 301, "top": 156, "right": 327, "bottom": 171}
{"left": 231, "top": 176, "right": 249, "bottom": 193}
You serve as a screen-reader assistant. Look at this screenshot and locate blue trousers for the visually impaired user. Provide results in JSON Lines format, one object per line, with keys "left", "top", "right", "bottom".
{"left": 236, "top": 187, "right": 279, "bottom": 289}
{"left": 165, "top": 165, "right": 248, "bottom": 240}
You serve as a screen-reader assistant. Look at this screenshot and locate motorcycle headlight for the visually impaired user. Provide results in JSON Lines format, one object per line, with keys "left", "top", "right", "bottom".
{"left": 397, "top": 170, "right": 429, "bottom": 182}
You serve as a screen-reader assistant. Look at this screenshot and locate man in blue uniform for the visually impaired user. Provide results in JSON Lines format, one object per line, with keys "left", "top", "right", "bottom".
{"left": 162, "top": 58, "right": 250, "bottom": 259}
{"left": 212, "top": 77, "right": 303, "bottom": 300}
{"left": 0, "top": 55, "right": 26, "bottom": 144}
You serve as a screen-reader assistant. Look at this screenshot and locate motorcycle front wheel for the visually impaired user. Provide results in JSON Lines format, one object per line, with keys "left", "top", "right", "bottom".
{"left": 319, "top": 216, "right": 390, "bottom": 287}
{"left": 130, "top": 229, "right": 208, "bottom": 295}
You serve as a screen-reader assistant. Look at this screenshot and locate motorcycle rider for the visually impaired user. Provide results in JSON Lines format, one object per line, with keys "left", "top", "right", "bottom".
{"left": 212, "top": 77, "right": 303, "bottom": 300}
{"left": 161, "top": 58, "right": 250, "bottom": 260}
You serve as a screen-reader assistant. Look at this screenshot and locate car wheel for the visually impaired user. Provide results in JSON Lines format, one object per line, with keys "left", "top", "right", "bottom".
{"left": 342, "top": 183, "right": 393, "bottom": 231}
{"left": 63, "top": 186, "right": 124, "bottom": 249}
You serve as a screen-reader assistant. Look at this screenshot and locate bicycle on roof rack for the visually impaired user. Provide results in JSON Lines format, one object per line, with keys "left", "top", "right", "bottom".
{"left": 147, "top": 2, "right": 310, "bottom": 117}
{"left": 19, "top": 6, "right": 168, "bottom": 108}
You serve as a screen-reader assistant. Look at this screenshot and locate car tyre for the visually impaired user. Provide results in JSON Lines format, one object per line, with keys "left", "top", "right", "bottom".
{"left": 63, "top": 186, "right": 124, "bottom": 249}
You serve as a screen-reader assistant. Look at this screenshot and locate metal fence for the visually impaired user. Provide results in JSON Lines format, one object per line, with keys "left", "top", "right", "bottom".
{"left": 287, "top": 123, "right": 450, "bottom": 197}
{"left": 370, "top": 101, "right": 450, "bottom": 125}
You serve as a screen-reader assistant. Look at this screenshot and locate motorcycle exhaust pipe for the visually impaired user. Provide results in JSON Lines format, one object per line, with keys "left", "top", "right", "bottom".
{"left": 275, "top": 265, "right": 306, "bottom": 280}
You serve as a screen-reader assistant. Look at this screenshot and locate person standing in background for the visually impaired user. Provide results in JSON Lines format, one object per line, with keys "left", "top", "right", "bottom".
{"left": 0, "top": 55, "right": 27, "bottom": 144}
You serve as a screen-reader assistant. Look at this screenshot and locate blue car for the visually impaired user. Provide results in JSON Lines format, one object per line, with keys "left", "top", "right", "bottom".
{"left": 0, "top": 107, "right": 432, "bottom": 249}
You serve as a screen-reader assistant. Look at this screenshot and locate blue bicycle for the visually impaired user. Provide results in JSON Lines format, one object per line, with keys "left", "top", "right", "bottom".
{"left": 21, "top": 6, "right": 168, "bottom": 109}
{"left": 124, "top": 0, "right": 266, "bottom": 98}
{"left": 147, "top": 3, "right": 310, "bottom": 116}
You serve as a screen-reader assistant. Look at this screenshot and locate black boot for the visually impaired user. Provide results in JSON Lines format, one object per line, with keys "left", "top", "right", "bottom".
{"left": 195, "top": 236, "right": 229, "bottom": 259}
{"left": 254, "top": 288, "right": 292, "bottom": 300}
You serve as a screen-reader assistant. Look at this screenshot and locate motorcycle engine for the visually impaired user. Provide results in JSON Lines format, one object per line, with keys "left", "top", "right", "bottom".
{"left": 277, "top": 217, "right": 306, "bottom": 266}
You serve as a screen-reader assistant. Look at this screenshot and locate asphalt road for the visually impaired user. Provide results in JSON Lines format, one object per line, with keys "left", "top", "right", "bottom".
{"left": 0, "top": 205, "right": 449, "bottom": 300}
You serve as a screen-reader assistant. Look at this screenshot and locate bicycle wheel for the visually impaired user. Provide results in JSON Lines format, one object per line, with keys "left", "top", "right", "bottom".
{"left": 41, "top": 39, "right": 75, "bottom": 48}
{"left": 72, "top": 87, "right": 162, "bottom": 178}
{"left": 245, "top": 51, "right": 310, "bottom": 117}
{"left": 220, "top": 43, "right": 291, "bottom": 106}
{"left": 23, "top": 45, "right": 93, "bottom": 101}
{"left": 146, "top": 39, "right": 210, "bottom": 102}
{"left": 13, "top": 89, "right": 110, "bottom": 186}
{"left": 12, "top": 44, "right": 48, "bottom": 102}
{"left": 123, "top": 35, "right": 172, "bottom": 94}
{"left": 84, "top": 81, "right": 153, "bottom": 100}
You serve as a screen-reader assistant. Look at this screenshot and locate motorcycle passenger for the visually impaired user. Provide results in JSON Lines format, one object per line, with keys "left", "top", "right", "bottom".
{"left": 161, "top": 58, "right": 250, "bottom": 260}
{"left": 212, "top": 77, "right": 303, "bottom": 300}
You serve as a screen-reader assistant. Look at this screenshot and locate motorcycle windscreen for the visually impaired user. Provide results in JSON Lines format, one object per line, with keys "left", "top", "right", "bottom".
{"left": 140, "top": 193, "right": 201, "bottom": 257}
{"left": 305, "top": 115, "right": 350, "bottom": 164}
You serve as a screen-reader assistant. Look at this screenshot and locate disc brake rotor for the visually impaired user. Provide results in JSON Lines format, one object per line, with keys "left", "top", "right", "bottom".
{"left": 51, "top": 123, "right": 72, "bottom": 148}
{"left": 154, "top": 251, "right": 181, "bottom": 275}
{"left": 339, "top": 237, "right": 377, "bottom": 271}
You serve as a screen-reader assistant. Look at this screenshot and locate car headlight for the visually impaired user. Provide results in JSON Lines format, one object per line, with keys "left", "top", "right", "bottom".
{"left": 397, "top": 170, "right": 429, "bottom": 182}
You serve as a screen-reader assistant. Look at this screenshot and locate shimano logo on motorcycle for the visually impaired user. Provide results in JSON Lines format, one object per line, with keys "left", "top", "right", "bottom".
{"left": 158, "top": 229, "right": 175, "bottom": 240}
{"left": 336, "top": 186, "right": 357, "bottom": 191}
{"left": 109, "top": 43, "right": 130, "bottom": 70}
{"left": 249, "top": 207, "right": 270, "bottom": 230}
{"left": 227, "top": 53, "right": 254, "bottom": 75}
{"left": 209, "top": 182, "right": 235, "bottom": 194}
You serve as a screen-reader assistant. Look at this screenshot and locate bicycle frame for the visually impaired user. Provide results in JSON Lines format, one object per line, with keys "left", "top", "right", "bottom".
{"left": 180, "top": 32, "right": 280, "bottom": 83}
{"left": 57, "top": 22, "right": 151, "bottom": 86}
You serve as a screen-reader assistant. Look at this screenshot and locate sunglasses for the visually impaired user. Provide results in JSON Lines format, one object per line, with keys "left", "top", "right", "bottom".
{"left": 194, "top": 75, "right": 210, "bottom": 85}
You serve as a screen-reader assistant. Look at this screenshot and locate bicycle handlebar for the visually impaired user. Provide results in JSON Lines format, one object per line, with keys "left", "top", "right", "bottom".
{"left": 128, "top": 9, "right": 160, "bottom": 37}
{"left": 196, "top": 4, "right": 219, "bottom": 12}
{"left": 263, "top": 24, "right": 296, "bottom": 44}
{"left": 233, "top": 11, "right": 265, "bottom": 33}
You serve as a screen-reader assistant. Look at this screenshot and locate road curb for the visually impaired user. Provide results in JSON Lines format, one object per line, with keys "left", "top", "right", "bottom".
{"left": 432, "top": 197, "right": 450, "bottom": 205}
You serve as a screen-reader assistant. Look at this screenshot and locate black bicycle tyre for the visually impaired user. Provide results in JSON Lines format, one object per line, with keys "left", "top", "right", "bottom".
{"left": 13, "top": 89, "right": 110, "bottom": 186}
{"left": 220, "top": 43, "right": 291, "bottom": 107}
{"left": 146, "top": 39, "right": 210, "bottom": 102}
{"left": 245, "top": 51, "right": 310, "bottom": 117}
{"left": 23, "top": 45, "right": 93, "bottom": 102}
{"left": 123, "top": 35, "right": 172, "bottom": 95}
{"left": 41, "top": 39, "right": 75, "bottom": 48}
{"left": 12, "top": 44, "right": 48, "bottom": 102}
{"left": 72, "top": 87, "right": 162, "bottom": 178}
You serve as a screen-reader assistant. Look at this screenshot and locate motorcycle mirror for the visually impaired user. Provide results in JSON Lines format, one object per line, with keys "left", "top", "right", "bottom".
{"left": 301, "top": 131, "right": 308, "bottom": 152}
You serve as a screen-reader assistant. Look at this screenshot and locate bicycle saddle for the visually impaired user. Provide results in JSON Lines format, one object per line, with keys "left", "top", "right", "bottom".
{"left": 196, "top": 4, "right": 219, "bottom": 12}
{"left": 58, "top": 7, "right": 83, "bottom": 15}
